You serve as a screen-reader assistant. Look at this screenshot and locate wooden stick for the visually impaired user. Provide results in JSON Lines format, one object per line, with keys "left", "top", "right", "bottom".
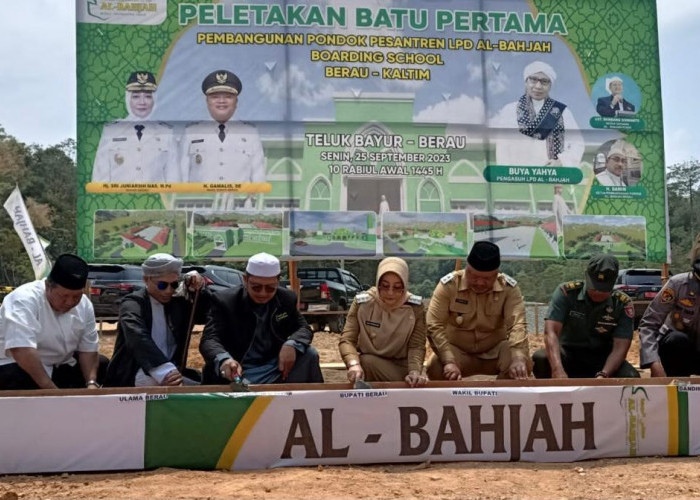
{"left": 179, "top": 287, "right": 201, "bottom": 373}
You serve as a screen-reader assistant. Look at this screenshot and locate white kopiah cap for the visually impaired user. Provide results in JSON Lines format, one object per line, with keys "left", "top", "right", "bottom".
{"left": 246, "top": 252, "right": 281, "bottom": 277}
{"left": 142, "top": 253, "right": 183, "bottom": 277}
{"left": 523, "top": 61, "right": 556, "bottom": 82}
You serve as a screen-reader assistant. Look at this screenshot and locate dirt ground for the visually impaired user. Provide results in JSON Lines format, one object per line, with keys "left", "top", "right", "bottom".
{"left": 4, "top": 327, "right": 696, "bottom": 500}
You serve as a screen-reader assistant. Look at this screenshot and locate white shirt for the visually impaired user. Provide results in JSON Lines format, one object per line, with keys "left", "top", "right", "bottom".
{"left": 596, "top": 169, "right": 626, "bottom": 186}
{"left": 492, "top": 100, "right": 584, "bottom": 168}
{"left": 134, "top": 297, "right": 177, "bottom": 386}
{"left": 180, "top": 121, "right": 266, "bottom": 182}
{"left": 0, "top": 280, "right": 98, "bottom": 375}
{"left": 92, "top": 120, "right": 179, "bottom": 182}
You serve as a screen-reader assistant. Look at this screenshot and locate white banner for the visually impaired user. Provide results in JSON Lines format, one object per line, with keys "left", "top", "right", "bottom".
{"left": 232, "top": 385, "right": 672, "bottom": 469}
{"left": 3, "top": 186, "right": 51, "bottom": 279}
{"left": 0, "top": 395, "right": 145, "bottom": 474}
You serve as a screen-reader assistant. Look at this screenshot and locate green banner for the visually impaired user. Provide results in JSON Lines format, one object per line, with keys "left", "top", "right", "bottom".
{"left": 76, "top": 0, "right": 667, "bottom": 262}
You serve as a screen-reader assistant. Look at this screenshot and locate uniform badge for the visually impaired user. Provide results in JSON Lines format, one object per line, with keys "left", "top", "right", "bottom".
{"left": 679, "top": 298, "right": 695, "bottom": 308}
{"left": 114, "top": 154, "right": 124, "bottom": 165}
{"left": 624, "top": 303, "right": 634, "bottom": 319}
{"left": 440, "top": 272, "right": 455, "bottom": 285}
{"left": 216, "top": 72, "right": 228, "bottom": 84}
{"left": 455, "top": 315, "right": 463, "bottom": 325}
{"left": 660, "top": 288, "right": 675, "bottom": 303}
{"left": 365, "top": 320, "right": 380, "bottom": 328}
{"left": 195, "top": 154, "right": 202, "bottom": 165}
{"left": 274, "top": 312, "right": 288, "bottom": 322}
{"left": 595, "top": 326, "right": 608, "bottom": 334}
{"left": 605, "top": 306, "right": 613, "bottom": 313}
{"left": 455, "top": 298, "right": 469, "bottom": 304}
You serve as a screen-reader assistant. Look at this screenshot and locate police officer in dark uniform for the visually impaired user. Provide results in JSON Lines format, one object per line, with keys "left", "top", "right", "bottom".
{"left": 639, "top": 235, "right": 700, "bottom": 376}
{"left": 180, "top": 69, "right": 265, "bottom": 184}
{"left": 533, "top": 254, "right": 639, "bottom": 379}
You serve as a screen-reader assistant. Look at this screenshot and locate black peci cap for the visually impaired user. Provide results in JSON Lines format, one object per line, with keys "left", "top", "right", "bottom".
{"left": 48, "top": 254, "right": 89, "bottom": 290}
{"left": 467, "top": 241, "right": 501, "bottom": 272}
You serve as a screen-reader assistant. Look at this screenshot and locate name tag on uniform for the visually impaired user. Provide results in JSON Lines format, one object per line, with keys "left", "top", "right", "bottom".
{"left": 112, "top": 137, "right": 127, "bottom": 142}
{"left": 569, "top": 311, "right": 585, "bottom": 318}
{"left": 455, "top": 298, "right": 469, "bottom": 304}
{"left": 191, "top": 139, "right": 204, "bottom": 144}
{"left": 365, "top": 320, "right": 381, "bottom": 328}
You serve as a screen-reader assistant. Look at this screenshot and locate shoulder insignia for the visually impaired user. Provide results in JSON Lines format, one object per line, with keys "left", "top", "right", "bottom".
{"left": 612, "top": 290, "right": 631, "bottom": 304}
{"left": 660, "top": 287, "right": 675, "bottom": 304}
{"left": 440, "top": 272, "right": 455, "bottom": 285}
{"left": 355, "top": 293, "right": 371, "bottom": 304}
{"left": 407, "top": 294, "right": 422, "bottom": 305}
{"left": 561, "top": 280, "right": 583, "bottom": 293}
{"left": 157, "top": 121, "right": 173, "bottom": 129}
{"left": 241, "top": 120, "right": 258, "bottom": 128}
{"left": 502, "top": 273, "right": 517, "bottom": 287}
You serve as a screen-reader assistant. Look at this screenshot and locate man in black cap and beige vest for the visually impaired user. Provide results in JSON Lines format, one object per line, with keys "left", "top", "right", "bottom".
{"left": 200, "top": 252, "right": 323, "bottom": 385}
{"left": 180, "top": 69, "right": 266, "bottom": 186}
{"left": 426, "top": 241, "right": 531, "bottom": 380}
{"left": 0, "top": 254, "right": 107, "bottom": 390}
{"left": 92, "top": 71, "right": 178, "bottom": 183}
{"left": 532, "top": 254, "right": 639, "bottom": 379}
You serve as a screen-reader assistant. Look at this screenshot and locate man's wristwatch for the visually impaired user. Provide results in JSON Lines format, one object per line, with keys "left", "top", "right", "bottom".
{"left": 595, "top": 370, "right": 609, "bottom": 378}
{"left": 347, "top": 359, "right": 360, "bottom": 368}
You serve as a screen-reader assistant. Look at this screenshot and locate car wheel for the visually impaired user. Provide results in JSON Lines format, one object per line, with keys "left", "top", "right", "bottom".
{"left": 328, "top": 314, "right": 346, "bottom": 334}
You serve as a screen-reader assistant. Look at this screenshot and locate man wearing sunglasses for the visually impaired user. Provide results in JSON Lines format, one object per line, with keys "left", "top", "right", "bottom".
{"left": 200, "top": 252, "right": 323, "bottom": 385}
{"left": 104, "top": 253, "right": 209, "bottom": 387}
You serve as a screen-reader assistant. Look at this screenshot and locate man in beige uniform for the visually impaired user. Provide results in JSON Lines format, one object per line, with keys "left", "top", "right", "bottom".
{"left": 426, "top": 241, "right": 530, "bottom": 380}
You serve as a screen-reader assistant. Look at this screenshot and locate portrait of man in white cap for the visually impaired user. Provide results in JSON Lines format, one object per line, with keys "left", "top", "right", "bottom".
{"left": 596, "top": 76, "right": 636, "bottom": 117}
{"left": 104, "top": 253, "right": 208, "bottom": 387}
{"left": 594, "top": 139, "right": 643, "bottom": 187}
{"left": 92, "top": 71, "right": 179, "bottom": 183}
{"left": 180, "top": 69, "right": 266, "bottom": 189}
{"left": 0, "top": 254, "right": 108, "bottom": 390}
{"left": 493, "top": 60, "right": 583, "bottom": 168}
{"left": 200, "top": 252, "right": 323, "bottom": 385}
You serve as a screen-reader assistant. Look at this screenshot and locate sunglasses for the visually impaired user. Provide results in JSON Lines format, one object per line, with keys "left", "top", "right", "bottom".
{"left": 249, "top": 283, "right": 277, "bottom": 293}
{"left": 156, "top": 280, "right": 180, "bottom": 291}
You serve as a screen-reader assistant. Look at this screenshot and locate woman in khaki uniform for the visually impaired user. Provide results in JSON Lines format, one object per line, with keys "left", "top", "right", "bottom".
{"left": 338, "top": 258, "right": 428, "bottom": 387}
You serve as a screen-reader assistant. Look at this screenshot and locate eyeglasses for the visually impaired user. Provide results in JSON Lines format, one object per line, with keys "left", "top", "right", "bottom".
{"left": 527, "top": 76, "right": 551, "bottom": 86}
{"left": 249, "top": 283, "right": 277, "bottom": 293}
{"left": 607, "top": 155, "right": 628, "bottom": 163}
{"left": 156, "top": 280, "right": 180, "bottom": 291}
{"left": 378, "top": 283, "right": 405, "bottom": 294}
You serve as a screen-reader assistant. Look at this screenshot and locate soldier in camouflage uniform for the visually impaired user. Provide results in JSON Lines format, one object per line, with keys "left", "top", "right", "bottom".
{"left": 532, "top": 254, "right": 639, "bottom": 379}
{"left": 639, "top": 235, "right": 700, "bottom": 376}
{"left": 426, "top": 241, "right": 531, "bottom": 380}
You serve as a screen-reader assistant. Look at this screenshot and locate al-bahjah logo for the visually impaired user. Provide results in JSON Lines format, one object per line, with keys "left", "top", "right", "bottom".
{"left": 86, "top": 0, "right": 108, "bottom": 21}
{"left": 619, "top": 386, "right": 649, "bottom": 456}
{"left": 79, "top": 0, "right": 167, "bottom": 25}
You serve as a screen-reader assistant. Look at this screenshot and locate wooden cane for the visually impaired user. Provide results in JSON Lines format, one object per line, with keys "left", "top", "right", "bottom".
{"left": 179, "top": 286, "right": 201, "bottom": 373}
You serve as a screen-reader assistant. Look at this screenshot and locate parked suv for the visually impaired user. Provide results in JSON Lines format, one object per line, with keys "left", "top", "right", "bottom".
{"left": 614, "top": 268, "right": 664, "bottom": 327}
{"left": 181, "top": 264, "right": 244, "bottom": 292}
{"left": 88, "top": 264, "right": 145, "bottom": 319}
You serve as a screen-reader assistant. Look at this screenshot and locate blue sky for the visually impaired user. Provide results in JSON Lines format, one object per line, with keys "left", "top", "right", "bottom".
{"left": 0, "top": 1, "right": 697, "bottom": 166}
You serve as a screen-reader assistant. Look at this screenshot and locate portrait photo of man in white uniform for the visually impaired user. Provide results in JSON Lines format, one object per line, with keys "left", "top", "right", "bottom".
{"left": 180, "top": 69, "right": 266, "bottom": 184}
{"left": 91, "top": 71, "right": 178, "bottom": 183}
